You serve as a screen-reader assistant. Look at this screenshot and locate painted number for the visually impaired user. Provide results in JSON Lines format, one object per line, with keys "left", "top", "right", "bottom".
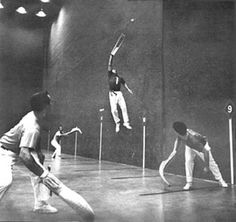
{"left": 227, "top": 105, "right": 233, "bottom": 114}
{"left": 226, "top": 104, "right": 233, "bottom": 114}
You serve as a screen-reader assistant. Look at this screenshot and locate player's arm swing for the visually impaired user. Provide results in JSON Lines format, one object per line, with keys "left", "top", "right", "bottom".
{"left": 19, "top": 147, "right": 60, "bottom": 193}
{"left": 61, "top": 127, "right": 83, "bottom": 137}
{"left": 124, "top": 83, "right": 133, "bottom": 94}
{"left": 19, "top": 147, "right": 45, "bottom": 177}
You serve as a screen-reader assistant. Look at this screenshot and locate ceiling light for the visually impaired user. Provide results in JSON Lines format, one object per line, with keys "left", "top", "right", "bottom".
{"left": 40, "top": 0, "right": 50, "bottom": 2}
{"left": 36, "top": 9, "right": 46, "bottom": 17}
{"left": 0, "top": 1, "right": 4, "bottom": 9}
{"left": 16, "top": 7, "right": 27, "bottom": 14}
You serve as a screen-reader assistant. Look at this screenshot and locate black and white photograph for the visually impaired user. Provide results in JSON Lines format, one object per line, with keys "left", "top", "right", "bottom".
{"left": 0, "top": 0, "right": 235, "bottom": 221}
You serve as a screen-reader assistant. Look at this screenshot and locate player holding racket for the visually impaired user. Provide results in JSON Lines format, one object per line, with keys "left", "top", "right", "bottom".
{"left": 107, "top": 34, "right": 133, "bottom": 133}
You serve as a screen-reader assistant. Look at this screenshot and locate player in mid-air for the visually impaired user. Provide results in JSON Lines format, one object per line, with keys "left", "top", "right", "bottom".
{"left": 172, "top": 121, "right": 228, "bottom": 190}
{"left": 107, "top": 53, "right": 133, "bottom": 133}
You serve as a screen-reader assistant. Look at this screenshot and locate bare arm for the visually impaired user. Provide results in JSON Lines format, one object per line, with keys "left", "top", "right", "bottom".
{"left": 61, "top": 131, "right": 73, "bottom": 136}
{"left": 36, "top": 150, "right": 45, "bottom": 164}
{"left": 173, "top": 138, "right": 181, "bottom": 152}
{"left": 124, "top": 83, "right": 133, "bottom": 94}
{"left": 19, "top": 147, "right": 46, "bottom": 177}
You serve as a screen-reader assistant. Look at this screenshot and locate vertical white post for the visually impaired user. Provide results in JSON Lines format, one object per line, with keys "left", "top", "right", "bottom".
{"left": 142, "top": 116, "right": 146, "bottom": 169}
{"left": 99, "top": 114, "right": 103, "bottom": 163}
{"left": 99, "top": 108, "right": 104, "bottom": 163}
{"left": 74, "top": 131, "right": 78, "bottom": 159}
{"left": 229, "top": 117, "right": 234, "bottom": 185}
{"left": 47, "top": 130, "right": 50, "bottom": 153}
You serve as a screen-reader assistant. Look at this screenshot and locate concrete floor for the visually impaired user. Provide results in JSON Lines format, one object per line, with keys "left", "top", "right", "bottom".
{"left": 0, "top": 152, "right": 235, "bottom": 222}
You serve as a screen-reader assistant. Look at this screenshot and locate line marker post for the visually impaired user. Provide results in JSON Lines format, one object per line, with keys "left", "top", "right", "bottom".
{"left": 225, "top": 100, "right": 235, "bottom": 185}
{"left": 142, "top": 116, "right": 146, "bottom": 169}
{"left": 99, "top": 108, "right": 105, "bottom": 163}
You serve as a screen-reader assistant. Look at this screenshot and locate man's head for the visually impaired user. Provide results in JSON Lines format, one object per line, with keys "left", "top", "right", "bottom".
{"left": 59, "top": 125, "right": 63, "bottom": 132}
{"left": 30, "top": 91, "right": 51, "bottom": 113}
{"left": 112, "top": 69, "right": 118, "bottom": 75}
{"left": 173, "top": 121, "right": 187, "bottom": 136}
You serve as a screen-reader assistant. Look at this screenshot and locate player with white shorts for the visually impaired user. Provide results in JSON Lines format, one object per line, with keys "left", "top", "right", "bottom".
{"left": 107, "top": 54, "right": 133, "bottom": 133}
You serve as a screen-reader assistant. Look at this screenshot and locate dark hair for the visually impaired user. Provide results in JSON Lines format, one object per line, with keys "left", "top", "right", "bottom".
{"left": 173, "top": 121, "right": 187, "bottom": 136}
{"left": 30, "top": 91, "right": 51, "bottom": 112}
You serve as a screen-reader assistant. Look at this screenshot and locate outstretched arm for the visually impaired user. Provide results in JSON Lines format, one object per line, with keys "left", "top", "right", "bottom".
{"left": 61, "top": 131, "right": 73, "bottom": 136}
{"left": 108, "top": 54, "right": 114, "bottom": 72}
{"left": 124, "top": 83, "right": 133, "bottom": 95}
{"left": 19, "top": 147, "right": 46, "bottom": 177}
{"left": 173, "top": 137, "right": 182, "bottom": 153}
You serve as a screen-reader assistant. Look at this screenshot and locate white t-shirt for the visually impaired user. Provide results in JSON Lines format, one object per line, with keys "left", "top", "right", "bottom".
{"left": 0, "top": 111, "right": 40, "bottom": 153}
{"left": 51, "top": 130, "right": 63, "bottom": 144}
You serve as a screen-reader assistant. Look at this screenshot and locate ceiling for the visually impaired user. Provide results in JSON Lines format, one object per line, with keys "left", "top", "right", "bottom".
{"left": 0, "top": 0, "right": 64, "bottom": 28}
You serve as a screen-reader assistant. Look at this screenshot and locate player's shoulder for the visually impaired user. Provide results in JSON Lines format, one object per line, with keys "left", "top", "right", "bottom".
{"left": 119, "top": 75, "right": 125, "bottom": 81}
{"left": 188, "top": 129, "right": 206, "bottom": 139}
{"left": 188, "top": 129, "right": 199, "bottom": 135}
{"left": 21, "top": 112, "right": 40, "bottom": 132}
{"left": 55, "top": 131, "right": 62, "bottom": 136}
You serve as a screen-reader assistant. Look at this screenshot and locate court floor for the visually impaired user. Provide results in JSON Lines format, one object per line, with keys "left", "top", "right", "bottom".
{"left": 0, "top": 152, "right": 235, "bottom": 222}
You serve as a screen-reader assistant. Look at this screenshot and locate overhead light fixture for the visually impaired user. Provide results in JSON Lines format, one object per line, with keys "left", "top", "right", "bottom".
{"left": 40, "top": 0, "right": 50, "bottom": 2}
{"left": 36, "top": 9, "right": 46, "bottom": 17}
{"left": 16, "top": 6, "right": 27, "bottom": 14}
{"left": 0, "top": 0, "right": 4, "bottom": 9}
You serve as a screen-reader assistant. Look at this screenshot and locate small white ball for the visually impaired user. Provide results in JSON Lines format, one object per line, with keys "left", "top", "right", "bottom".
{"left": 130, "top": 18, "right": 135, "bottom": 22}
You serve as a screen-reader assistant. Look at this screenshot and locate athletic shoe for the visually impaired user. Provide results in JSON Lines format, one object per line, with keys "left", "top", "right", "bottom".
{"left": 123, "top": 123, "right": 132, "bottom": 130}
{"left": 34, "top": 204, "right": 58, "bottom": 214}
{"left": 183, "top": 182, "right": 193, "bottom": 190}
{"left": 219, "top": 179, "right": 228, "bottom": 188}
{"left": 115, "top": 123, "right": 120, "bottom": 133}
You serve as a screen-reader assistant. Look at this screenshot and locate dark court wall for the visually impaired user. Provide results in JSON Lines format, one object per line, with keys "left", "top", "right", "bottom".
{"left": 0, "top": 16, "right": 44, "bottom": 134}
{"left": 44, "top": 0, "right": 163, "bottom": 167}
{"left": 45, "top": 0, "right": 235, "bottom": 182}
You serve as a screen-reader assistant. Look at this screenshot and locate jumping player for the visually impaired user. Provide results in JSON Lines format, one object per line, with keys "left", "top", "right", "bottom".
{"left": 107, "top": 54, "right": 133, "bottom": 133}
{"left": 172, "top": 121, "right": 228, "bottom": 190}
{"left": 0, "top": 91, "right": 57, "bottom": 213}
{"left": 51, "top": 125, "right": 82, "bottom": 159}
